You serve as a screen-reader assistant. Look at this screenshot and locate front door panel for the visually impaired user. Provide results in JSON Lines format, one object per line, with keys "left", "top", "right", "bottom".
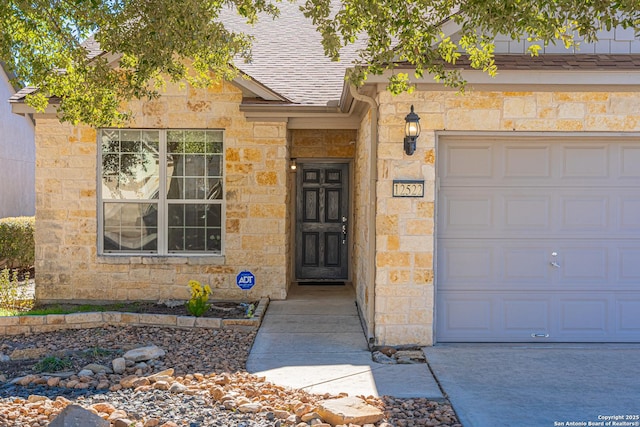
{"left": 296, "top": 163, "right": 349, "bottom": 280}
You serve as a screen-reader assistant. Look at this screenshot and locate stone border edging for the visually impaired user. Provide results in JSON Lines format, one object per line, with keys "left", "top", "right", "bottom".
{"left": 0, "top": 297, "right": 269, "bottom": 336}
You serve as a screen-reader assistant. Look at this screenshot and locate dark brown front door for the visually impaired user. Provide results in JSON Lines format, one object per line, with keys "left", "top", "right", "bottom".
{"left": 295, "top": 162, "right": 349, "bottom": 280}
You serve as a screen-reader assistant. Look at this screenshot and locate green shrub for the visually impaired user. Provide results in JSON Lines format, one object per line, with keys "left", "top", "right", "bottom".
{"left": 0, "top": 216, "right": 35, "bottom": 269}
{"left": 33, "top": 356, "right": 73, "bottom": 373}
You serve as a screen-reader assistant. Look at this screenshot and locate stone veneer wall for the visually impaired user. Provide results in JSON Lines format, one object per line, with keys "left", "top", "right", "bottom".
{"left": 290, "top": 129, "right": 357, "bottom": 159}
{"left": 352, "top": 111, "right": 375, "bottom": 339}
{"left": 34, "top": 80, "right": 290, "bottom": 303}
{"left": 374, "top": 89, "right": 640, "bottom": 345}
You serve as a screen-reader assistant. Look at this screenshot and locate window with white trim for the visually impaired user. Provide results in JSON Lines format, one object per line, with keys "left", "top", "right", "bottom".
{"left": 99, "top": 129, "right": 224, "bottom": 255}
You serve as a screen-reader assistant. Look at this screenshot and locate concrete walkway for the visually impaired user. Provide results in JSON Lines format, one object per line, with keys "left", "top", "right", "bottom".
{"left": 247, "top": 284, "right": 442, "bottom": 398}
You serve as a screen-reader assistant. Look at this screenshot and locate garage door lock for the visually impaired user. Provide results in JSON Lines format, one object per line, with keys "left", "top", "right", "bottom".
{"left": 531, "top": 333, "right": 550, "bottom": 338}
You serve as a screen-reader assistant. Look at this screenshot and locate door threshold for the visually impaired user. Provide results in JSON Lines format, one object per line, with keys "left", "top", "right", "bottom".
{"left": 297, "top": 281, "right": 346, "bottom": 286}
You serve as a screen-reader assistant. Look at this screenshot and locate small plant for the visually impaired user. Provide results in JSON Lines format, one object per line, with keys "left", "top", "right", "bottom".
{"left": 241, "top": 303, "right": 255, "bottom": 318}
{"left": 33, "top": 356, "right": 73, "bottom": 373}
{"left": 186, "top": 280, "right": 212, "bottom": 317}
{"left": 0, "top": 268, "right": 34, "bottom": 312}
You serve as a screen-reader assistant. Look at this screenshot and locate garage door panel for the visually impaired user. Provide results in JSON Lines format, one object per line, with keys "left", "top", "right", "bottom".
{"left": 504, "top": 145, "right": 551, "bottom": 178}
{"left": 437, "top": 136, "right": 640, "bottom": 343}
{"left": 505, "top": 196, "right": 551, "bottom": 229}
{"left": 618, "top": 248, "right": 640, "bottom": 281}
{"left": 503, "top": 299, "right": 550, "bottom": 331}
{"left": 620, "top": 146, "right": 640, "bottom": 177}
{"left": 442, "top": 144, "right": 493, "bottom": 178}
{"left": 617, "top": 298, "right": 640, "bottom": 332}
{"left": 560, "top": 196, "right": 609, "bottom": 230}
{"left": 620, "top": 198, "right": 640, "bottom": 230}
{"left": 445, "top": 196, "right": 493, "bottom": 229}
{"left": 558, "top": 298, "right": 609, "bottom": 334}
{"left": 504, "top": 248, "right": 551, "bottom": 282}
{"left": 439, "top": 244, "right": 494, "bottom": 283}
{"left": 561, "top": 145, "right": 609, "bottom": 178}
{"left": 560, "top": 248, "right": 608, "bottom": 282}
{"left": 441, "top": 297, "right": 493, "bottom": 332}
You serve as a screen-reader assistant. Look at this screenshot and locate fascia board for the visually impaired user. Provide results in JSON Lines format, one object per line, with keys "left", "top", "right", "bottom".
{"left": 361, "top": 69, "right": 640, "bottom": 87}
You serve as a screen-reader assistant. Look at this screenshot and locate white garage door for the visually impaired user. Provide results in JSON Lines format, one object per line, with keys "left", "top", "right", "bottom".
{"left": 436, "top": 135, "right": 640, "bottom": 342}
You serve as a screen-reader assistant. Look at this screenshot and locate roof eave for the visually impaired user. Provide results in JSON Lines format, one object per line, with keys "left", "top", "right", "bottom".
{"left": 240, "top": 102, "right": 360, "bottom": 129}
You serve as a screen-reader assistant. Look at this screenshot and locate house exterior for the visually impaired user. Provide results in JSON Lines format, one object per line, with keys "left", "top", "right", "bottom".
{"left": 0, "top": 64, "right": 35, "bottom": 218}
{"left": 10, "top": 4, "right": 640, "bottom": 345}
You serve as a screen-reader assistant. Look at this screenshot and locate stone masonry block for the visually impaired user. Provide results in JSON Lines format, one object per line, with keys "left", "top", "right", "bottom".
{"left": 46, "top": 315, "right": 66, "bottom": 325}
{"left": 139, "top": 313, "right": 177, "bottom": 326}
{"left": 65, "top": 313, "right": 103, "bottom": 324}
{"left": 0, "top": 317, "right": 19, "bottom": 326}
{"left": 119, "top": 313, "right": 141, "bottom": 324}
{"left": 102, "top": 312, "right": 122, "bottom": 323}
{"left": 177, "top": 316, "right": 196, "bottom": 327}
{"left": 19, "top": 316, "right": 45, "bottom": 326}
{"left": 194, "top": 317, "right": 222, "bottom": 329}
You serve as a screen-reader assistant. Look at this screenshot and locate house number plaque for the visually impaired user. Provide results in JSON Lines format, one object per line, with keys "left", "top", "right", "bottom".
{"left": 392, "top": 180, "right": 424, "bottom": 197}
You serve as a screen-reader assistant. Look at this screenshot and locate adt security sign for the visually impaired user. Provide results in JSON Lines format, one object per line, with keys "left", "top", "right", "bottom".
{"left": 236, "top": 271, "right": 256, "bottom": 290}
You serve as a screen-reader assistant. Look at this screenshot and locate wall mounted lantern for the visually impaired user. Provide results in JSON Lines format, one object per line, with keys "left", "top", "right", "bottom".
{"left": 404, "top": 105, "right": 421, "bottom": 156}
{"left": 290, "top": 158, "right": 297, "bottom": 170}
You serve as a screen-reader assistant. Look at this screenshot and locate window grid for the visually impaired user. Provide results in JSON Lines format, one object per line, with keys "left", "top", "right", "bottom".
{"left": 99, "top": 129, "right": 224, "bottom": 256}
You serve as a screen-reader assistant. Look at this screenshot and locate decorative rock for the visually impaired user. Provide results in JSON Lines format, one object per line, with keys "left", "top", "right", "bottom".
{"left": 133, "top": 377, "right": 151, "bottom": 388}
{"left": 236, "top": 396, "right": 251, "bottom": 406}
{"left": 27, "top": 395, "right": 49, "bottom": 403}
{"left": 378, "top": 346, "right": 398, "bottom": 357}
{"left": 372, "top": 351, "right": 396, "bottom": 364}
{"left": 273, "top": 410, "right": 291, "bottom": 419}
{"left": 301, "top": 412, "right": 323, "bottom": 422}
{"left": 90, "top": 403, "right": 116, "bottom": 414}
{"left": 294, "top": 403, "right": 315, "bottom": 417}
{"left": 120, "top": 375, "right": 139, "bottom": 388}
{"left": 78, "top": 369, "right": 94, "bottom": 377}
{"left": 394, "top": 349, "right": 426, "bottom": 363}
{"left": 153, "top": 380, "right": 170, "bottom": 390}
{"left": 112, "top": 357, "right": 126, "bottom": 374}
{"left": 47, "top": 377, "right": 61, "bottom": 387}
{"left": 96, "top": 381, "right": 110, "bottom": 390}
{"left": 144, "top": 419, "right": 161, "bottom": 427}
{"left": 48, "top": 404, "right": 110, "bottom": 427}
{"left": 108, "top": 410, "right": 129, "bottom": 421}
{"left": 316, "top": 397, "right": 384, "bottom": 426}
{"left": 147, "top": 368, "right": 174, "bottom": 380}
{"left": 0, "top": 374, "right": 6, "bottom": 382}
{"left": 168, "top": 382, "right": 188, "bottom": 393}
{"left": 13, "top": 375, "right": 37, "bottom": 386}
{"left": 238, "top": 403, "right": 262, "bottom": 413}
{"left": 0, "top": 353, "right": 10, "bottom": 362}
{"left": 83, "top": 363, "right": 113, "bottom": 374}
{"left": 9, "top": 347, "right": 47, "bottom": 360}
{"left": 123, "top": 345, "right": 165, "bottom": 362}
{"left": 114, "top": 418, "right": 134, "bottom": 427}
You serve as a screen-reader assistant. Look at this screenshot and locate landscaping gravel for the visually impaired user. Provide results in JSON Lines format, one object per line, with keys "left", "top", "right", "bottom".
{"left": 0, "top": 326, "right": 461, "bottom": 427}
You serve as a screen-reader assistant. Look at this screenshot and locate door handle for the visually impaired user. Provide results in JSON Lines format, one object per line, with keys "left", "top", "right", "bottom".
{"left": 342, "top": 216, "right": 347, "bottom": 244}
{"left": 550, "top": 261, "right": 560, "bottom": 268}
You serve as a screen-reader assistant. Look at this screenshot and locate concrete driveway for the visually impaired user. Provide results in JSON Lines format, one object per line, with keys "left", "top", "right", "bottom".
{"left": 423, "top": 344, "right": 640, "bottom": 427}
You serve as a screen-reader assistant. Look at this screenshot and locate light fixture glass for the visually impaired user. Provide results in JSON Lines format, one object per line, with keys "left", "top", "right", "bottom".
{"left": 403, "top": 105, "right": 421, "bottom": 156}
{"left": 290, "top": 158, "right": 297, "bottom": 170}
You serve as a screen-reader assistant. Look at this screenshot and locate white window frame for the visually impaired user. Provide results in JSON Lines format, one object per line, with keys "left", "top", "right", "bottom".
{"left": 97, "top": 129, "right": 225, "bottom": 256}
